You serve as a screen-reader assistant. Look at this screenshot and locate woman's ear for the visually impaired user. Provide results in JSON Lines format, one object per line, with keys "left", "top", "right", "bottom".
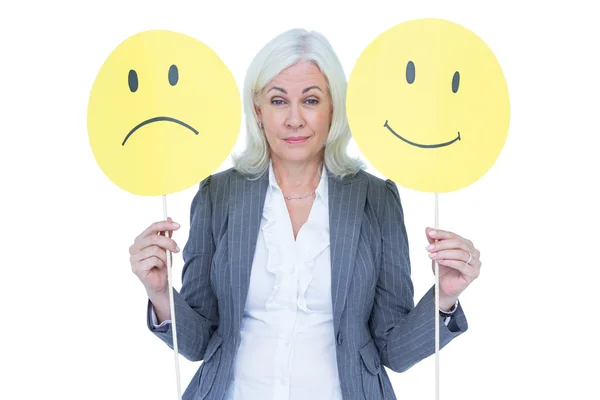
{"left": 254, "top": 103, "right": 262, "bottom": 123}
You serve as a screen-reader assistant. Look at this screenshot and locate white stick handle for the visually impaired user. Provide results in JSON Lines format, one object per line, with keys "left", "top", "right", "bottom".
{"left": 434, "top": 192, "right": 440, "bottom": 400}
{"left": 163, "top": 194, "right": 182, "bottom": 400}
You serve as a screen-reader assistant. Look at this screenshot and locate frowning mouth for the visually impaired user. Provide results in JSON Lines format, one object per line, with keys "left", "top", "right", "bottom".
{"left": 122, "top": 116, "right": 198, "bottom": 146}
{"left": 384, "top": 120, "right": 460, "bottom": 149}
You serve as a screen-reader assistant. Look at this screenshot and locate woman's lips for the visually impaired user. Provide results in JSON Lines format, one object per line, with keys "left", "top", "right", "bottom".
{"left": 284, "top": 136, "right": 309, "bottom": 144}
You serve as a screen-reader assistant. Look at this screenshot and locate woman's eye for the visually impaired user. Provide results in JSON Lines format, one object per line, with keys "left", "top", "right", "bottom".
{"left": 305, "top": 99, "right": 318, "bottom": 105}
{"left": 271, "top": 99, "right": 284, "bottom": 105}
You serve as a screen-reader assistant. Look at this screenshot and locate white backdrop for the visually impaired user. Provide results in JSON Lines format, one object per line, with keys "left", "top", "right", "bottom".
{"left": 1, "top": 0, "right": 598, "bottom": 399}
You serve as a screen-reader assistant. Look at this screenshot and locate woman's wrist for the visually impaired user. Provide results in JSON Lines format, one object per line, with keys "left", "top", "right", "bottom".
{"left": 438, "top": 296, "right": 459, "bottom": 313}
{"left": 147, "top": 288, "right": 171, "bottom": 323}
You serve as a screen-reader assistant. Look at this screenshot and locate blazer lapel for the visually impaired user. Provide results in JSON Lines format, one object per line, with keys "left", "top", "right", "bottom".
{"left": 228, "top": 170, "right": 269, "bottom": 337}
{"left": 328, "top": 171, "right": 367, "bottom": 333}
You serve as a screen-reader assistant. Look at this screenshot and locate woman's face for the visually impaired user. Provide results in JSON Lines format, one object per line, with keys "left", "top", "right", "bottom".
{"left": 257, "top": 61, "right": 332, "bottom": 165}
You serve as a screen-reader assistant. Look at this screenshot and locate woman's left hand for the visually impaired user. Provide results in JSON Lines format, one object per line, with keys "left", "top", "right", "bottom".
{"left": 425, "top": 227, "right": 481, "bottom": 310}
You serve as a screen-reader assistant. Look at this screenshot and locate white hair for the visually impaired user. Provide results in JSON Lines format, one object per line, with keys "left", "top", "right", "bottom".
{"left": 231, "top": 28, "right": 364, "bottom": 179}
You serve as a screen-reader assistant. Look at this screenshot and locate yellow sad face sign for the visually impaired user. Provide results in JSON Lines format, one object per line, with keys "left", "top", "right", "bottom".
{"left": 87, "top": 30, "right": 240, "bottom": 196}
{"left": 347, "top": 18, "right": 510, "bottom": 193}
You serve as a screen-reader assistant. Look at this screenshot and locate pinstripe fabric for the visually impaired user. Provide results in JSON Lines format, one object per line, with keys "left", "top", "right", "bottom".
{"left": 147, "top": 167, "right": 468, "bottom": 399}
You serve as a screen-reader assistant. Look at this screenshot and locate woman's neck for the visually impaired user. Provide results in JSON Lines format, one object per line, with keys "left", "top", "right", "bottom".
{"left": 271, "top": 157, "right": 322, "bottom": 195}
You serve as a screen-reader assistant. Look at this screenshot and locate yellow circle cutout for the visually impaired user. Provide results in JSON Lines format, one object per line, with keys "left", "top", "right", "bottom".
{"left": 347, "top": 18, "right": 510, "bottom": 193}
{"left": 87, "top": 30, "right": 241, "bottom": 196}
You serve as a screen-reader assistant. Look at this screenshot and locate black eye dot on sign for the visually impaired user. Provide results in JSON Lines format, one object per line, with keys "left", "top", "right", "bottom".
{"left": 452, "top": 71, "right": 460, "bottom": 93}
{"left": 169, "top": 65, "right": 179, "bottom": 86}
{"left": 406, "top": 61, "right": 415, "bottom": 84}
{"left": 128, "top": 69, "right": 138, "bottom": 92}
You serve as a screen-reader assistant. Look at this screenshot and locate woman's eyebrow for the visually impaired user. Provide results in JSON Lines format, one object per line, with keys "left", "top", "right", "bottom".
{"left": 302, "top": 85, "right": 322, "bottom": 93}
{"left": 267, "top": 86, "right": 287, "bottom": 94}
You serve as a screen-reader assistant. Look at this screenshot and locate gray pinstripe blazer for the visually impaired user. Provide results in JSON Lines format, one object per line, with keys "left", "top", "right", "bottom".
{"left": 147, "top": 167, "right": 468, "bottom": 400}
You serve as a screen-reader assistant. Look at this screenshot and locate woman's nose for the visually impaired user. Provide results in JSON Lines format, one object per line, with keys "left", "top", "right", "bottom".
{"left": 285, "top": 104, "right": 305, "bottom": 129}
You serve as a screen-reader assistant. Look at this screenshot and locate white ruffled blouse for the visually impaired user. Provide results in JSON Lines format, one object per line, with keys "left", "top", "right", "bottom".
{"left": 223, "top": 162, "right": 343, "bottom": 399}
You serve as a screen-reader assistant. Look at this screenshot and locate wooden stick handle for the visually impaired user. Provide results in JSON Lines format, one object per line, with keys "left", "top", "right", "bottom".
{"left": 163, "top": 195, "right": 182, "bottom": 400}
{"left": 434, "top": 192, "right": 440, "bottom": 400}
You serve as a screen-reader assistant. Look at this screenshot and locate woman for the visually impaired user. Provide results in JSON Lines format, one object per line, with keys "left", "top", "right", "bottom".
{"left": 129, "top": 28, "right": 481, "bottom": 400}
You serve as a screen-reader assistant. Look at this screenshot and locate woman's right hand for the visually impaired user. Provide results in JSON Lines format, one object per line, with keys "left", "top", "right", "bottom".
{"left": 129, "top": 217, "right": 181, "bottom": 296}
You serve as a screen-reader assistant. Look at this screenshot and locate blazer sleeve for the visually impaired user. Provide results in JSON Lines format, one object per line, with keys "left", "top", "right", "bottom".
{"left": 146, "top": 176, "right": 220, "bottom": 362}
{"left": 369, "top": 179, "right": 468, "bottom": 373}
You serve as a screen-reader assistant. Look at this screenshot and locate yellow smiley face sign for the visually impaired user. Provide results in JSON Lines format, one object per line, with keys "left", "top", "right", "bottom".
{"left": 347, "top": 18, "right": 510, "bottom": 193}
{"left": 87, "top": 30, "right": 240, "bottom": 196}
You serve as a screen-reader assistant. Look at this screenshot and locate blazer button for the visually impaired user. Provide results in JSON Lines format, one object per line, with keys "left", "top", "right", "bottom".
{"left": 374, "top": 359, "right": 380, "bottom": 369}
{"left": 336, "top": 332, "right": 343, "bottom": 346}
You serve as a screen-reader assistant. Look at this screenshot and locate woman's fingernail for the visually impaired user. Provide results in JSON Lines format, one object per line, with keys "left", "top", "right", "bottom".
{"left": 429, "top": 253, "right": 436, "bottom": 258}
{"left": 426, "top": 244, "right": 435, "bottom": 251}
{"left": 173, "top": 222, "right": 180, "bottom": 228}
{"left": 430, "top": 230, "right": 437, "bottom": 236}
{"left": 176, "top": 244, "right": 180, "bottom": 252}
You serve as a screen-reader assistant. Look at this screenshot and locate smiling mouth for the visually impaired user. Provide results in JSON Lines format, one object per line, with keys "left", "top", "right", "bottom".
{"left": 122, "top": 116, "right": 199, "bottom": 146}
{"left": 384, "top": 120, "right": 460, "bottom": 149}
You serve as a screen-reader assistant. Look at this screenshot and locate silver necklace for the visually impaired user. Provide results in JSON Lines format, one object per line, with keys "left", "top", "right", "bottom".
{"left": 277, "top": 165, "right": 321, "bottom": 200}
{"left": 284, "top": 192, "right": 315, "bottom": 200}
